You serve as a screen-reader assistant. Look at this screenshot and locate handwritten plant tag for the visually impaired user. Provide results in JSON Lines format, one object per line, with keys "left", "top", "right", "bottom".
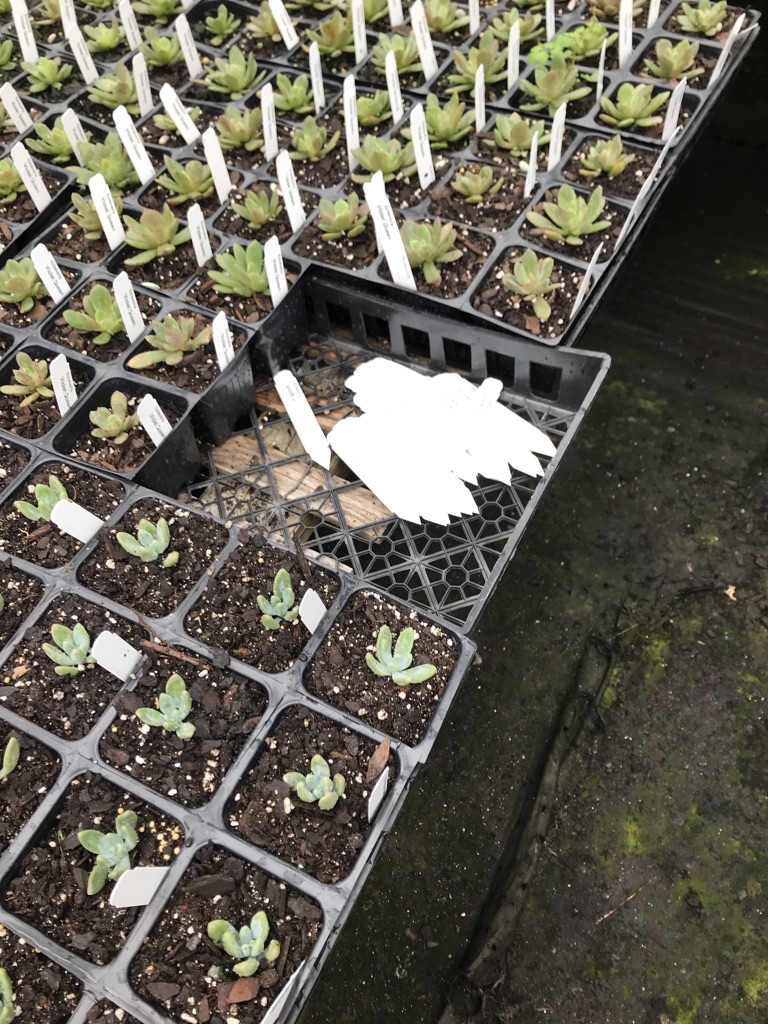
{"left": 212, "top": 311, "right": 235, "bottom": 370}
{"left": 524, "top": 130, "right": 538, "bottom": 198}
{"left": 618, "top": 0, "right": 634, "bottom": 67}
{"left": 309, "top": 42, "right": 325, "bottom": 114}
{"left": 343, "top": 74, "right": 360, "bottom": 172}
{"left": 264, "top": 235, "right": 289, "bottom": 306}
{"left": 114, "top": 105, "right": 155, "bottom": 185}
{"left": 10, "top": 142, "right": 51, "bottom": 212}
{"left": 262, "top": 83, "right": 278, "bottom": 161}
{"left": 368, "top": 768, "right": 388, "bottom": 822}
{"left": 175, "top": 13, "right": 203, "bottom": 79}
{"left": 646, "top": 0, "right": 661, "bottom": 27}
{"left": 11, "top": 0, "right": 37, "bottom": 63}
{"left": 298, "top": 588, "right": 327, "bottom": 632}
{"left": 363, "top": 174, "right": 416, "bottom": 291}
{"left": 89, "top": 173, "right": 125, "bottom": 250}
{"left": 67, "top": 25, "right": 98, "bottom": 84}
{"left": 268, "top": 0, "right": 299, "bottom": 49}
{"left": 475, "top": 65, "right": 485, "bottom": 131}
{"left": 31, "top": 243, "right": 69, "bottom": 301}
{"left": 159, "top": 82, "right": 200, "bottom": 144}
{"left": 507, "top": 20, "right": 520, "bottom": 89}
{"left": 119, "top": 0, "right": 142, "bottom": 50}
{"left": 387, "top": 0, "right": 404, "bottom": 27}
{"left": 351, "top": 0, "right": 367, "bottom": 63}
{"left": 545, "top": 0, "right": 555, "bottom": 40}
{"left": 202, "top": 127, "right": 232, "bottom": 203}
{"left": 61, "top": 109, "right": 88, "bottom": 164}
{"left": 92, "top": 630, "right": 143, "bottom": 682}
{"left": 50, "top": 500, "right": 103, "bottom": 543}
{"left": 188, "top": 203, "right": 212, "bottom": 267}
{"left": 132, "top": 53, "right": 153, "bottom": 118}
{"left": 385, "top": 49, "right": 404, "bottom": 124}
{"left": 662, "top": 79, "right": 686, "bottom": 142}
{"left": 138, "top": 394, "right": 172, "bottom": 446}
{"left": 273, "top": 369, "right": 331, "bottom": 468}
{"left": 410, "top": 1, "right": 438, "bottom": 80}
{"left": 547, "top": 103, "right": 566, "bottom": 170}
{"left": 410, "top": 103, "right": 435, "bottom": 190}
{"left": 709, "top": 13, "right": 745, "bottom": 86}
{"left": 113, "top": 272, "right": 146, "bottom": 342}
{"left": 110, "top": 866, "right": 170, "bottom": 908}
{"left": 570, "top": 242, "right": 603, "bottom": 317}
{"left": 0, "top": 83, "right": 32, "bottom": 133}
{"left": 595, "top": 39, "right": 607, "bottom": 105}
{"left": 49, "top": 354, "right": 77, "bottom": 415}
{"left": 59, "top": 0, "right": 76, "bottom": 35}
{"left": 275, "top": 151, "right": 306, "bottom": 232}
{"left": 469, "top": 0, "right": 479, "bottom": 34}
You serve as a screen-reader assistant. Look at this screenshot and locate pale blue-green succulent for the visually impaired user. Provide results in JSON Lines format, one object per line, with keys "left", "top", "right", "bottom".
{"left": 207, "top": 911, "right": 281, "bottom": 977}
{"left": 78, "top": 810, "right": 139, "bottom": 895}
{"left": 43, "top": 622, "right": 96, "bottom": 676}
{"left": 116, "top": 517, "right": 180, "bottom": 567}
{"left": 14, "top": 474, "right": 70, "bottom": 522}
{"left": 284, "top": 753, "right": 346, "bottom": 809}
{"left": 0, "top": 968, "right": 15, "bottom": 1024}
{"left": 257, "top": 568, "right": 298, "bottom": 629}
{"left": 0, "top": 736, "right": 19, "bottom": 781}
{"left": 136, "top": 673, "right": 196, "bottom": 739}
{"left": 366, "top": 625, "right": 437, "bottom": 685}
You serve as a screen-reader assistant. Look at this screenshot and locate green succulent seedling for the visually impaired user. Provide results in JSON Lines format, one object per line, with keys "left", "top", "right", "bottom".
{"left": 291, "top": 116, "right": 340, "bottom": 161}
{"left": 642, "top": 38, "right": 704, "bottom": 81}
{"left": 13, "top": 474, "right": 70, "bottom": 522}
{"left": 0, "top": 258, "right": 47, "bottom": 313}
{"left": 123, "top": 204, "right": 192, "bottom": 266}
{"left": 448, "top": 29, "right": 508, "bottom": 94}
{"left": 490, "top": 9, "right": 544, "bottom": 45}
{"left": 0, "top": 40, "right": 17, "bottom": 75}
{"left": 488, "top": 112, "right": 551, "bottom": 155}
{"left": 131, "top": 0, "right": 182, "bottom": 25}
{"left": 247, "top": 2, "right": 284, "bottom": 42}
{"left": 579, "top": 134, "right": 636, "bottom": 180}
{"left": 216, "top": 105, "right": 264, "bottom": 152}
{"left": 70, "top": 193, "right": 124, "bottom": 240}
{"left": 84, "top": 18, "right": 125, "bottom": 53}
{"left": 28, "top": 117, "right": 86, "bottom": 164}
{"left": 205, "top": 3, "right": 241, "bottom": 45}
{"left": 157, "top": 156, "right": 215, "bottom": 205}
{"left": 588, "top": 0, "right": 642, "bottom": 18}
{"left": 357, "top": 90, "right": 392, "bottom": 128}
{"left": 306, "top": 10, "right": 355, "bottom": 56}
{"left": 0, "top": 736, "right": 19, "bottom": 781}
{"left": 599, "top": 82, "right": 669, "bottom": 129}
{"left": 402, "top": 92, "right": 474, "bottom": 150}
{"left": 0, "top": 352, "right": 53, "bottom": 407}
{"left": 140, "top": 27, "right": 183, "bottom": 68}
{"left": 501, "top": 247, "right": 562, "bottom": 321}
{"left": 401, "top": 218, "right": 462, "bottom": 285}
{"left": 208, "top": 240, "right": 270, "bottom": 298}
{"left": 89, "top": 391, "right": 140, "bottom": 443}
{"left": 529, "top": 22, "right": 617, "bottom": 65}
{"left": 88, "top": 64, "right": 140, "bottom": 115}
{"left": 677, "top": 0, "right": 728, "bottom": 36}
{"left": 371, "top": 33, "right": 423, "bottom": 77}
{"left": 116, "top": 517, "right": 180, "bottom": 567}
{"left": 32, "top": 0, "right": 61, "bottom": 28}
{"left": 273, "top": 72, "right": 314, "bottom": 114}
{"left": 451, "top": 165, "right": 504, "bottom": 205}
{"left": 257, "top": 567, "right": 298, "bottom": 629}
{"left": 519, "top": 55, "right": 593, "bottom": 115}
{"left": 0, "top": 969, "right": 15, "bottom": 1024}
{"left": 43, "top": 622, "right": 96, "bottom": 676}
{"left": 202, "top": 46, "right": 265, "bottom": 100}
{"left": 0, "top": 157, "right": 24, "bottom": 204}
{"left": 351, "top": 135, "right": 417, "bottom": 182}
{"left": 207, "top": 912, "right": 281, "bottom": 978}
{"left": 231, "top": 188, "right": 283, "bottom": 229}
{"left": 71, "top": 134, "right": 139, "bottom": 193}
{"left": 153, "top": 107, "right": 202, "bottom": 135}
{"left": 526, "top": 183, "right": 610, "bottom": 245}
{"left": 127, "top": 313, "right": 212, "bottom": 368}
{"left": 285, "top": 0, "right": 333, "bottom": 11}
{"left": 78, "top": 810, "right": 138, "bottom": 895}
{"left": 136, "top": 672, "right": 196, "bottom": 738}
{"left": 0, "top": 104, "right": 13, "bottom": 134}
{"left": 425, "top": 0, "right": 470, "bottom": 35}
{"left": 284, "top": 753, "right": 346, "bottom": 809}
{"left": 366, "top": 624, "right": 437, "bottom": 685}
{"left": 82, "top": 0, "right": 115, "bottom": 9}
{"left": 363, "top": 0, "right": 389, "bottom": 23}
{"left": 63, "top": 283, "right": 125, "bottom": 345}
{"left": 317, "top": 193, "right": 369, "bottom": 240}
{"left": 22, "top": 55, "right": 72, "bottom": 94}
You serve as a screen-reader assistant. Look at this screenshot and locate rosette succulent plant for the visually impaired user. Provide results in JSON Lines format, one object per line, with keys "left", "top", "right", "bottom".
{"left": 526, "top": 183, "right": 610, "bottom": 245}
{"left": 451, "top": 166, "right": 504, "bottom": 205}
{"left": 519, "top": 55, "right": 593, "bottom": 114}
{"left": 425, "top": 0, "right": 470, "bottom": 35}
{"left": 447, "top": 29, "right": 509, "bottom": 94}
{"left": 13, "top": 474, "right": 70, "bottom": 522}
{"left": 578, "top": 135, "right": 636, "bottom": 179}
{"left": 78, "top": 811, "right": 138, "bottom": 895}
{"left": 232, "top": 188, "right": 284, "bottom": 229}
{"left": 0, "top": 258, "right": 47, "bottom": 313}
{"left": 43, "top": 622, "right": 96, "bottom": 676}
{"left": 401, "top": 218, "right": 462, "bottom": 285}
{"left": 529, "top": 23, "right": 617, "bottom": 65}
{"left": 87, "top": 64, "right": 139, "bottom": 114}
{"left": 204, "top": 4, "right": 241, "bottom": 45}
{"left": 127, "top": 314, "right": 212, "bottom": 368}
{"left": 63, "top": 284, "right": 125, "bottom": 345}
{"left": 70, "top": 193, "right": 124, "bottom": 240}
{"left": 207, "top": 912, "right": 281, "bottom": 978}
{"left": 0, "top": 158, "right": 24, "bottom": 204}
{"left": 642, "top": 39, "right": 704, "bottom": 82}
{"left": 156, "top": 156, "right": 215, "bottom": 205}
{"left": 21, "top": 56, "right": 72, "bottom": 94}
{"left": 247, "top": 2, "right": 284, "bottom": 41}
{"left": 131, "top": 0, "right": 182, "bottom": 25}
{"left": 71, "top": 135, "right": 139, "bottom": 194}
{"left": 488, "top": 112, "right": 551, "bottom": 155}
{"left": 140, "top": 27, "right": 183, "bottom": 68}
{"left": 371, "top": 33, "right": 423, "bottom": 77}
{"left": 490, "top": 9, "right": 544, "bottom": 45}
{"left": 677, "top": 0, "right": 728, "bottom": 36}
{"left": 136, "top": 673, "right": 196, "bottom": 738}
{"left": 284, "top": 754, "right": 346, "bottom": 809}
{"left": 89, "top": 391, "right": 140, "bottom": 443}
{"left": 216, "top": 106, "right": 264, "bottom": 152}
{"left": 123, "top": 205, "right": 192, "bottom": 266}
{"left": 501, "top": 248, "right": 562, "bottom": 322}
{"left": 209, "top": 241, "right": 270, "bottom": 298}
{"left": 83, "top": 18, "right": 125, "bottom": 53}
{"left": 357, "top": 90, "right": 392, "bottom": 128}
{"left": 290, "top": 116, "right": 340, "bottom": 161}
{"left": 599, "top": 82, "right": 669, "bottom": 129}
{"left": 117, "top": 517, "right": 180, "bottom": 566}
{"left": 306, "top": 10, "right": 356, "bottom": 56}
{"left": 366, "top": 624, "right": 437, "bottom": 685}
{"left": 202, "top": 46, "right": 265, "bottom": 99}
{"left": 257, "top": 568, "right": 298, "bottom": 629}
{"left": 28, "top": 117, "right": 85, "bottom": 164}
{"left": 316, "top": 193, "right": 369, "bottom": 240}
{"left": 0, "top": 352, "right": 53, "bottom": 406}
{"left": 351, "top": 136, "right": 417, "bottom": 182}
{"left": 273, "top": 73, "right": 315, "bottom": 114}
{"left": 402, "top": 92, "right": 474, "bottom": 150}
{"left": 588, "top": 0, "right": 642, "bottom": 17}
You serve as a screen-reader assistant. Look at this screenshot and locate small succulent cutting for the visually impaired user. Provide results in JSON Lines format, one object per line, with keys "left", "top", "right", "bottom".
{"left": 123, "top": 205, "right": 192, "bottom": 266}
{"left": 588, "top": 0, "right": 642, "bottom": 17}
{"left": 132, "top": 0, "right": 182, "bottom": 24}
{"left": 87, "top": 64, "right": 139, "bottom": 114}
{"left": 306, "top": 10, "right": 356, "bottom": 56}
{"left": 677, "top": 0, "right": 728, "bottom": 36}
{"left": 204, "top": 3, "right": 241, "bottom": 46}
{"left": 290, "top": 116, "right": 340, "bottom": 161}
{"left": 371, "top": 33, "right": 423, "bottom": 77}
{"left": 0, "top": 969, "right": 15, "bottom": 1024}
{"left": 316, "top": 193, "right": 369, "bottom": 240}
{"left": 490, "top": 9, "right": 544, "bottom": 45}
{"left": 14, "top": 474, "right": 70, "bottom": 522}
{"left": 89, "top": 391, "right": 140, "bottom": 444}
{"left": 642, "top": 38, "right": 704, "bottom": 82}
{"left": 136, "top": 673, "right": 196, "bottom": 739}
{"left": 208, "top": 240, "right": 270, "bottom": 298}
{"left": 28, "top": 117, "right": 85, "bottom": 164}
{"left": 127, "top": 314, "right": 212, "bottom": 368}
{"left": 21, "top": 56, "right": 72, "bottom": 94}
{"left": 140, "top": 27, "right": 183, "bottom": 68}
{"left": 216, "top": 105, "right": 264, "bottom": 153}
{"left": 578, "top": 135, "right": 636, "bottom": 180}
{"left": 0, "top": 258, "right": 47, "bottom": 313}
{"left": 518, "top": 55, "right": 593, "bottom": 115}
{"left": 78, "top": 810, "right": 139, "bottom": 895}
{"left": 425, "top": 0, "right": 470, "bottom": 35}
{"left": 366, "top": 624, "right": 437, "bottom": 685}
{"left": 83, "top": 18, "right": 125, "bottom": 54}
{"left": 451, "top": 166, "right": 504, "bottom": 205}
{"left": 526, "top": 183, "right": 610, "bottom": 245}
{"left": 357, "top": 90, "right": 392, "bottom": 128}
{"left": 116, "top": 517, "right": 180, "bottom": 566}
{"left": 351, "top": 136, "right": 417, "bottom": 183}
{"left": 207, "top": 912, "right": 281, "bottom": 978}
{"left": 402, "top": 92, "right": 474, "bottom": 150}
{"left": 488, "top": 112, "right": 551, "bottom": 155}
{"left": 529, "top": 23, "right": 617, "bottom": 66}
{"left": 247, "top": 2, "right": 283, "bottom": 42}
{"left": 63, "top": 283, "right": 125, "bottom": 345}
{"left": 0, "top": 158, "right": 24, "bottom": 205}
{"left": 156, "top": 156, "right": 215, "bottom": 205}
{"left": 257, "top": 567, "right": 298, "bottom": 629}
{"left": 231, "top": 188, "right": 283, "bottom": 230}
{"left": 43, "top": 622, "right": 96, "bottom": 676}
{"left": 71, "top": 135, "right": 139, "bottom": 194}
{"left": 0, "top": 352, "right": 53, "bottom": 407}
{"left": 501, "top": 248, "right": 563, "bottom": 322}
{"left": 273, "top": 73, "right": 315, "bottom": 115}
{"left": 447, "top": 29, "right": 508, "bottom": 94}
{"left": 70, "top": 193, "right": 124, "bottom": 240}
{"left": 599, "top": 83, "right": 669, "bottom": 129}
{"left": 0, "top": 736, "right": 19, "bottom": 781}
{"left": 401, "top": 218, "right": 462, "bottom": 285}
{"left": 202, "top": 46, "right": 265, "bottom": 100}
{"left": 284, "top": 754, "right": 346, "bottom": 809}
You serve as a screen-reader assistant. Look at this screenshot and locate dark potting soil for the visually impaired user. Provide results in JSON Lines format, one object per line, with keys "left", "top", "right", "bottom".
{"left": 364, "top": 153, "right": 452, "bottom": 209}
{"left": 0, "top": 462, "right": 125, "bottom": 569}
{"left": 471, "top": 246, "right": 584, "bottom": 339}
{"left": 0, "top": 565, "right": 44, "bottom": 650}
{"left": 561, "top": 137, "right": 659, "bottom": 202}
{"left": 85, "top": 1001, "right": 144, "bottom": 1024}
{"left": 119, "top": 240, "right": 202, "bottom": 293}
{"left": 304, "top": 590, "right": 459, "bottom": 746}
{"left": 231, "top": 29, "right": 297, "bottom": 63}
{"left": 428, "top": 168, "right": 528, "bottom": 232}
{"left": 292, "top": 217, "right": 380, "bottom": 271}
{"left": 0, "top": 171, "right": 64, "bottom": 225}
{"left": 143, "top": 64, "right": 189, "bottom": 92}
{"left": 228, "top": 704, "right": 395, "bottom": 884}
{"left": 70, "top": 93, "right": 142, "bottom": 127}
{"left": 0, "top": 362, "right": 91, "bottom": 441}
{"left": 288, "top": 46, "right": 360, "bottom": 78}
{"left": 276, "top": 145, "right": 350, "bottom": 191}
{"left": 185, "top": 530, "right": 340, "bottom": 674}
{"left": 100, "top": 650, "right": 267, "bottom": 808}
{"left": 214, "top": 187, "right": 297, "bottom": 244}
{"left": 0, "top": 724, "right": 60, "bottom": 851}
{"left": 0, "top": 439, "right": 30, "bottom": 494}
{"left": 0, "top": 925, "right": 81, "bottom": 1024}
{"left": 139, "top": 169, "right": 241, "bottom": 219}
{"left": 379, "top": 221, "right": 494, "bottom": 300}
{"left": 520, "top": 187, "right": 626, "bottom": 262}
{"left": 45, "top": 290, "right": 162, "bottom": 362}
{"left": 5, "top": 772, "right": 183, "bottom": 965}
{"left": 0, "top": 267, "right": 79, "bottom": 330}
{"left": 45, "top": 216, "right": 111, "bottom": 265}
{"left": 0, "top": 592, "right": 147, "bottom": 739}
{"left": 17, "top": 71, "right": 83, "bottom": 106}
{"left": 355, "top": 62, "right": 438, "bottom": 93}
{"left": 185, "top": 273, "right": 278, "bottom": 325}
{"left": 130, "top": 841, "right": 323, "bottom": 1024}
{"left": 78, "top": 498, "right": 229, "bottom": 619}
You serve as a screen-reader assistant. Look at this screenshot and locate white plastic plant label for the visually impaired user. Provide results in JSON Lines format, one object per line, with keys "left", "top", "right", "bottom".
{"left": 507, "top": 21, "right": 520, "bottom": 90}
{"left": 646, "top": 0, "right": 661, "bottom": 28}
{"left": 119, "top": 0, "right": 142, "bottom": 51}
{"left": 202, "top": 127, "right": 232, "bottom": 203}
{"left": 570, "top": 242, "right": 603, "bottom": 317}
{"left": 469, "top": 0, "right": 480, "bottom": 33}
{"left": 662, "top": 79, "right": 686, "bottom": 142}
{"left": 410, "top": 0, "right": 439, "bottom": 80}
{"left": 59, "top": 0, "right": 76, "bottom": 35}
{"left": 159, "top": 82, "right": 200, "bottom": 144}
{"left": 351, "top": 0, "right": 367, "bottom": 63}
{"left": 709, "top": 13, "right": 745, "bottom": 87}
{"left": 474, "top": 65, "right": 485, "bottom": 132}
{"left": 187, "top": 202, "right": 212, "bottom": 266}
{"left": 595, "top": 39, "right": 607, "bottom": 105}
{"left": 264, "top": 234, "right": 289, "bottom": 306}
{"left": 410, "top": 103, "right": 435, "bottom": 190}
{"left": 113, "top": 272, "right": 145, "bottom": 341}
{"left": 89, "top": 173, "right": 125, "bottom": 250}
{"left": 387, "top": 0, "right": 404, "bottom": 27}
{"left": 92, "top": 630, "right": 143, "bottom": 681}
{"left": 547, "top": 103, "right": 566, "bottom": 171}
{"left": 268, "top": 0, "right": 299, "bottom": 49}
{"left": 49, "top": 353, "right": 77, "bottom": 415}
{"left": 10, "top": 142, "right": 51, "bottom": 212}
{"left": 67, "top": 25, "right": 98, "bottom": 84}
{"left": 0, "top": 83, "right": 32, "bottom": 133}
{"left": 114, "top": 105, "right": 155, "bottom": 185}
{"left": 368, "top": 768, "right": 388, "bottom": 822}
{"left": 385, "top": 49, "right": 404, "bottom": 124}
{"left": 138, "top": 394, "right": 172, "bottom": 446}
{"left": 309, "top": 42, "right": 325, "bottom": 115}
{"left": 343, "top": 74, "right": 360, "bottom": 172}
{"left": 618, "top": 0, "right": 633, "bottom": 67}
{"left": 545, "top": 0, "right": 555, "bottom": 41}
{"left": 110, "top": 866, "right": 170, "bottom": 908}
{"left": 524, "top": 130, "right": 538, "bottom": 198}
{"left": 132, "top": 53, "right": 153, "bottom": 118}
{"left": 11, "top": 0, "right": 37, "bottom": 63}
{"left": 212, "top": 311, "right": 235, "bottom": 370}
{"left": 175, "top": 14, "right": 203, "bottom": 79}
{"left": 61, "top": 109, "right": 88, "bottom": 164}
{"left": 615, "top": 127, "right": 680, "bottom": 247}
{"left": 298, "top": 588, "right": 327, "bottom": 632}
{"left": 275, "top": 150, "right": 306, "bottom": 232}
{"left": 273, "top": 369, "right": 331, "bottom": 468}
{"left": 362, "top": 174, "right": 416, "bottom": 291}
{"left": 262, "top": 83, "right": 278, "bottom": 161}
{"left": 50, "top": 500, "right": 103, "bottom": 543}
{"left": 30, "top": 243, "right": 69, "bottom": 301}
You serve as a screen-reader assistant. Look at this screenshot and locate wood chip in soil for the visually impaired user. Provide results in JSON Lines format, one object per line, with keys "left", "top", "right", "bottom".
{"left": 0, "top": 360, "right": 91, "bottom": 441}
{"left": 0, "top": 925, "right": 81, "bottom": 1024}
{"left": 303, "top": 590, "right": 459, "bottom": 746}
{"left": 228, "top": 704, "right": 395, "bottom": 883}
{"left": 0, "top": 462, "right": 125, "bottom": 569}
{"left": 45, "top": 290, "right": 161, "bottom": 362}
{"left": 0, "top": 439, "right": 30, "bottom": 494}
{"left": 100, "top": 651, "right": 267, "bottom": 808}
{"left": 185, "top": 531, "right": 340, "bottom": 674}
{"left": 0, "top": 723, "right": 60, "bottom": 851}
{"left": 78, "top": 498, "right": 230, "bottom": 620}
{"left": 0, "top": 565, "right": 44, "bottom": 650}
{"left": 5, "top": 772, "right": 183, "bottom": 966}
{"left": 130, "top": 841, "right": 323, "bottom": 1024}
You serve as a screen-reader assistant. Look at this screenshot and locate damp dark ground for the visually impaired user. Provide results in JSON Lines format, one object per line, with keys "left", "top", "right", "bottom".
{"left": 296, "top": 15, "right": 768, "bottom": 1024}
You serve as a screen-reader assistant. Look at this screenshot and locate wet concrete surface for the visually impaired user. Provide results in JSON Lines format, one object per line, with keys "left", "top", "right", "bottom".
{"left": 296, "top": 12, "right": 768, "bottom": 1024}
